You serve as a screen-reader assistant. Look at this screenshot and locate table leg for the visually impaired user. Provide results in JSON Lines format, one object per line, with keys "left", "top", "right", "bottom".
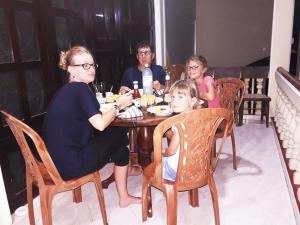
{"left": 137, "top": 127, "right": 154, "bottom": 168}
{"left": 102, "top": 173, "right": 115, "bottom": 189}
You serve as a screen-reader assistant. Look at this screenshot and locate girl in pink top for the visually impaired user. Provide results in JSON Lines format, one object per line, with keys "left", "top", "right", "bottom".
{"left": 186, "top": 55, "right": 220, "bottom": 108}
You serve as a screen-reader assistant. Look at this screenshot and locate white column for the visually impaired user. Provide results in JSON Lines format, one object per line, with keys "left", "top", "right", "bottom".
{"left": 269, "top": 0, "right": 295, "bottom": 116}
{"left": 0, "top": 166, "right": 12, "bottom": 225}
{"left": 154, "top": 0, "right": 166, "bottom": 66}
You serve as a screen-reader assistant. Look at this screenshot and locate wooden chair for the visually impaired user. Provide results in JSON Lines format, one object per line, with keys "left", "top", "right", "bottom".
{"left": 215, "top": 78, "right": 245, "bottom": 170}
{"left": 164, "top": 64, "right": 186, "bottom": 85}
{"left": 1, "top": 110, "right": 108, "bottom": 225}
{"left": 239, "top": 66, "right": 271, "bottom": 127}
{"left": 142, "top": 108, "right": 233, "bottom": 225}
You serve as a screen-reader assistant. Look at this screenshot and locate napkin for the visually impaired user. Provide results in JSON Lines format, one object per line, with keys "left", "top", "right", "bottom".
{"left": 154, "top": 89, "right": 164, "bottom": 96}
{"left": 118, "top": 106, "right": 143, "bottom": 119}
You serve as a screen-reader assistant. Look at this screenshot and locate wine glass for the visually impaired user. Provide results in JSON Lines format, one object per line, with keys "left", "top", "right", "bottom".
{"left": 94, "top": 81, "right": 106, "bottom": 103}
{"left": 94, "top": 81, "right": 106, "bottom": 94}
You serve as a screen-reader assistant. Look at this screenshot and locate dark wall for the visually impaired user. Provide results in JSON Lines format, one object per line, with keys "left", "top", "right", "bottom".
{"left": 165, "top": 0, "right": 196, "bottom": 64}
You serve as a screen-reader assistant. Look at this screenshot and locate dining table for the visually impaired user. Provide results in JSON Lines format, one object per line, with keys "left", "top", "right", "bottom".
{"left": 100, "top": 104, "right": 173, "bottom": 188}
{"left": 111, "top": 105, "right": 173, "bottom": 168}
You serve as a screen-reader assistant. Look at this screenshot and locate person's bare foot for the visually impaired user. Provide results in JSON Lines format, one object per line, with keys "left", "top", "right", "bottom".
{"left": 128, "top": 165, "right": 142, "bottom": 176}
{"left": 119, "top": 195, "right": 141, "bottom": 208}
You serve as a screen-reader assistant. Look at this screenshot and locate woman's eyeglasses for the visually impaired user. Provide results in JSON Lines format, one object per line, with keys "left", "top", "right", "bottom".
{"left": 71, "top": 63, "right": 98, "bottom": 70}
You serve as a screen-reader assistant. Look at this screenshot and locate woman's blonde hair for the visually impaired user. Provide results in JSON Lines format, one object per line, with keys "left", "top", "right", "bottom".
{"left": 58, "top": 46, "right": 93, "bottom": 71}
{"left": 169, "top": 79, "right": 200, "bottom": 109}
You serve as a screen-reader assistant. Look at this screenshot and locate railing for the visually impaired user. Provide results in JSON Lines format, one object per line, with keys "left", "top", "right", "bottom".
{"left": 274, "top": 67, "right": 300, "bottom": 212}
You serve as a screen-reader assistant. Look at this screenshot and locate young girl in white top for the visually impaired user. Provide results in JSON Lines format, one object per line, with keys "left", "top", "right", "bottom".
{"left": 163, "top": 79, "right": 200, "bottom": 181}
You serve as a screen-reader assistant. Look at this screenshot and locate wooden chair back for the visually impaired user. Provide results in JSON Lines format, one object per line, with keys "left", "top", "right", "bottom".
{"left": 165, "top": 64, "right": 186, "bottom": 85}
{"left": 215, "top": 77, "right": 246, "bottom": 122}
{"left": 1, "top": 110, "right": 62, "bottom": 185}
{"left": 241, "top": 66, "right": 269, "bottom": 95}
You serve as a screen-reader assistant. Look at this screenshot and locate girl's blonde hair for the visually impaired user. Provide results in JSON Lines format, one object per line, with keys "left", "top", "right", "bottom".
{"left": 58, "top": 46, "right": 93, "bottom": 71}
{"left": 169, "top": 79, "right": 200, "bottom": 109}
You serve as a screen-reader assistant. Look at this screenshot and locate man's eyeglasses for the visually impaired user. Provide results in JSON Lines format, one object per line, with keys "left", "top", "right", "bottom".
{"left": 137, "top": 51, "right": 152, "bottom": 56}
{"left": 71, "top": 63, "right": 98, "bottom": 70}
{"left": 187, "top": 65, "right": 200, "bottom": 71}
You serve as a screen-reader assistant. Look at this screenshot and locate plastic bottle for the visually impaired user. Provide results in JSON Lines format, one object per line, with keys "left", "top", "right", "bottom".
{"left": 133, "top": 81, "right": 141, "bottom": 99}
{"left": 142, "top": 64, "right": 153, "bottom": 95}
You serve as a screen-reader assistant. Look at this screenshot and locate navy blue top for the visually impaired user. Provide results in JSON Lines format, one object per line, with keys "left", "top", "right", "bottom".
{"left": 43, "top": 82, "right": 100, "bottom": 180}
{"left": 120, "top": 64, "right": 166, "bottom": 89}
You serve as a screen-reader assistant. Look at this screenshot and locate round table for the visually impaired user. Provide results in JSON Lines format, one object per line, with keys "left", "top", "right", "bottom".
{"left": 111, "top": 106, "right": 173, "bottom": 168}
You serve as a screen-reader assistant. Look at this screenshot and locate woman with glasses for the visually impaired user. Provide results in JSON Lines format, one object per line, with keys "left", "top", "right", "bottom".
{"left": 43, "top": 46, "right": 141, "bottom": 207}
{"left": 119, "top": 41, "right": 166, "bottom": 94}
{"left": 186, "top": 55, "right": 220, "bottom": 108}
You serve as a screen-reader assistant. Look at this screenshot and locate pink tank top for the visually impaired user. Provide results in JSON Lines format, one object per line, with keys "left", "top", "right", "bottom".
{"left": 198, "top": 76, "right": 220, "bottom": 108}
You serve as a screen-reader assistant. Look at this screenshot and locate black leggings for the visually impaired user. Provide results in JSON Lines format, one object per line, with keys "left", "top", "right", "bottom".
{"left": 89, "top": 126, "right": 129, "bottom": 170}
{"left": 61, "top": 126, "right": 129, "bottom": 180}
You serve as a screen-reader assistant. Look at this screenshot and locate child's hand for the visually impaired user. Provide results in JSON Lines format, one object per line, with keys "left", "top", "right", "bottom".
{"left": 153, "top": 80, "right": 163, "bottom": 90}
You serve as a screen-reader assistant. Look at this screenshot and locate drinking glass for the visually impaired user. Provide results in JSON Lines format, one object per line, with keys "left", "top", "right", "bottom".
{"left": 94, "top": 81, "right": 106, "bottom": 94}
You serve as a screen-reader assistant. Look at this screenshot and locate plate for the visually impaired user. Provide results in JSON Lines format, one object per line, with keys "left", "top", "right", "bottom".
{"left": 147, "top": 105, "right": 173, "bottom": 116}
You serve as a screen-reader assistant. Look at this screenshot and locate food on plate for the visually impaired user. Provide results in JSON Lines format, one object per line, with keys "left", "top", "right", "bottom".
{"left": 105, "top": 94, "right": 119, "bottom": 103}
{"left": 147, "top": 105, "right": 172, "bottom": 116}
{"left": 140, "top": 94, "right": 156, "bottom": 107}
{"left": 154, "top": 107, "right": 168, "bottom": 114}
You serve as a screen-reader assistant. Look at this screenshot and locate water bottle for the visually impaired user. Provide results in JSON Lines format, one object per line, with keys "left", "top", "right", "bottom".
{"left": 142, "top": 64, "right": 153, "bottom": 95}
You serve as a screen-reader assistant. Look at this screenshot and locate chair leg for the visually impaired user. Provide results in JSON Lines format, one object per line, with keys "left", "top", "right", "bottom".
{"left": 142, "top": 177, "right": 152, "bottom": 221}
{"left": 39, "top": 189, "right": 53, "bottom": 225}
{"left": 266, "top": 101, "right": 270, "bottom": 128}
{"left": 208, "top": 176, "right": 220, "bottom": 225}
{"left": 260, "top": 101, "right": 264, "bottom": 122}
{"left": 231, "top": 131, "right": 237, "bottom": 170}
{"left": 238, "top": 100, "right": 244, "bottom": 126}
{"left": 93, "top": 172, "right": 108, "bottom": 225}
{"left": 72, "top": 187, "right": 82, "bottom": 203}
{"left": 165, "top": 184, "right": 177, "bottom": 225}
{"left": 188, "top": 189, "right": 199, "bottom": 207}
{"left": 26, "top": 174, "right": 35, "bottom": 225}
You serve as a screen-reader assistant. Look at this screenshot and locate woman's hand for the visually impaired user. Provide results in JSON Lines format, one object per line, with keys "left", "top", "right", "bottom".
{"left": 116, "top": 92, "right": 133, "bottom": 109}
{"left": 119, "top": 86, "right": 131, "bottom": 94}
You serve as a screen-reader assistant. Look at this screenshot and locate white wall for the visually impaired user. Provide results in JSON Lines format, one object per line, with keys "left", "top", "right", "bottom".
{"left": 196, "top": 0, "right": 274, "bottom": 67}
{"left": 269, "top": 0, "right": 295, "bottom": 115}
{"left": 0, "top": 166, "right": 12, "bottom": 225}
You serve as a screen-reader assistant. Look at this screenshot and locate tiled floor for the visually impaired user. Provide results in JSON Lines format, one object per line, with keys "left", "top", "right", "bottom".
{"left": 12, "top": 117, "right": 297, "bottom": 225}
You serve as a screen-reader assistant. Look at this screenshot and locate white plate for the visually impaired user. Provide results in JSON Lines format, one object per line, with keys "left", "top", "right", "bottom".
{"left": 147, "top": 105, "right": 173, "bottom": 116}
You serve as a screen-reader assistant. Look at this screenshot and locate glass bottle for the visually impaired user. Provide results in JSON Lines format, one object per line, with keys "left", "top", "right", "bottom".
{"left": 164, "top": 72, "right": 171, "bottom": 103}
{"left": 133, "top": 81, "right": 141, "bottom": 99}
